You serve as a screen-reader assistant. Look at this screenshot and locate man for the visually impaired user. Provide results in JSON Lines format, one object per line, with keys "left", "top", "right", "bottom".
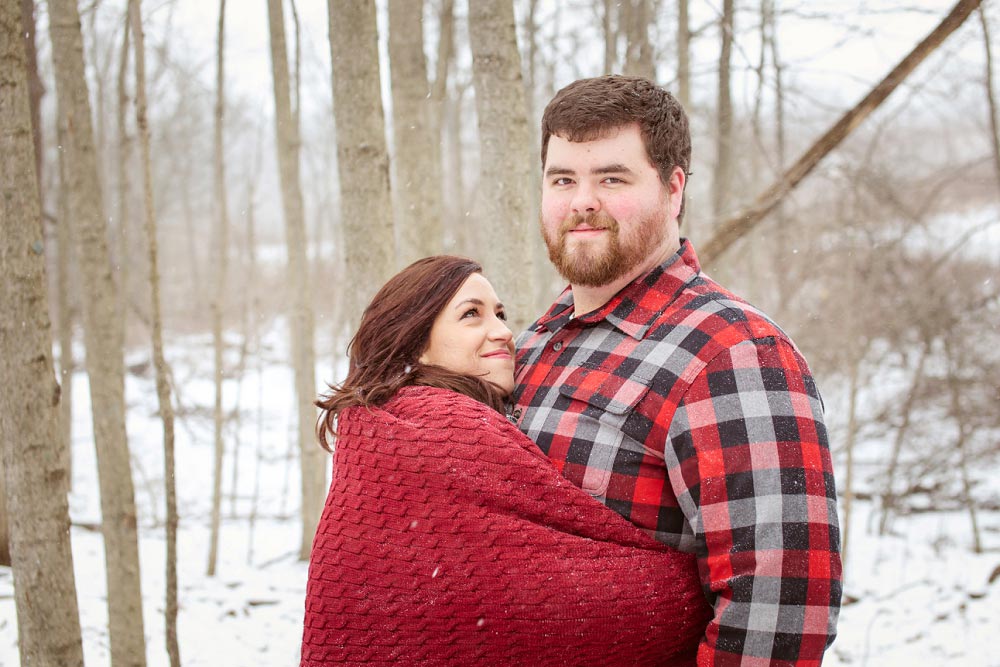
{"left": 512, "top": 75, "right": 842, "bottom": 666}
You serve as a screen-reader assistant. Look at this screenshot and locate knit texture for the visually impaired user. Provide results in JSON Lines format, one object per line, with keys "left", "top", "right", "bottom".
{"left": 301, "top": 386, "right": 712, "bottom": 666}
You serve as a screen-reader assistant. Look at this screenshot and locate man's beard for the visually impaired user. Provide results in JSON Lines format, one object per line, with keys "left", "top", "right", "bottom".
{"left": 543, "top": 210, "right": 665, "bottom": 288}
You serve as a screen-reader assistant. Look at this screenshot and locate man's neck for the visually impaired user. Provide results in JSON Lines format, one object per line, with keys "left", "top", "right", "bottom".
{"left": 571, "top": 241, "right": 679, "bottom": 316}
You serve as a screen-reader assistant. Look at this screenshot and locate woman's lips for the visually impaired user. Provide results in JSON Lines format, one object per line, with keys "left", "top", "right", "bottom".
{"left": 482, "top": 349, "right": 513, "bottom": 359}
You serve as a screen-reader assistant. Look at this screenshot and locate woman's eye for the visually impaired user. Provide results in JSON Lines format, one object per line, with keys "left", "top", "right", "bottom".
{"left": 461, "top": 308, "right": 479, "bottom": 319}
{"left": 496, "top": 310, "right": 507, "bottom": 322}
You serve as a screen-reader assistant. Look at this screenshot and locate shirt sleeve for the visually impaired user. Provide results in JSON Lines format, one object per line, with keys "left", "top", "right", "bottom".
{"left": 665, "top": 337, "right": 842, "bottom": 666}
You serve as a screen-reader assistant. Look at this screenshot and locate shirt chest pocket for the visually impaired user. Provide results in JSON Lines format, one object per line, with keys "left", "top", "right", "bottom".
{"left": 556, "top": 367, "right": 652, "bottom": 496}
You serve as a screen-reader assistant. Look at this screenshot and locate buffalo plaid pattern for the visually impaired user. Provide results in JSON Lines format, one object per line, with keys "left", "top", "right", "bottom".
{"left": 512, "top": 240, "right": 841, "bottom": 666}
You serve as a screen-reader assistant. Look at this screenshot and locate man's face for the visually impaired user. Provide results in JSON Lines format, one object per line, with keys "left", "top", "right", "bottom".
{"left": 540, "top": 124, "right": 683, "bottom": 287}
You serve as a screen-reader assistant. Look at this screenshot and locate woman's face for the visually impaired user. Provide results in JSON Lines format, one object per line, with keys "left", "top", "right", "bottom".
{"left": 419, "top": 273, "right": 516, "bottom": 395}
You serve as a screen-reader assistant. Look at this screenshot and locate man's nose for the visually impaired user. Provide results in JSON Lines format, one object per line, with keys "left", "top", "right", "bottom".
{"left": 570, "top": 182, "right": 600, "bottom": 214}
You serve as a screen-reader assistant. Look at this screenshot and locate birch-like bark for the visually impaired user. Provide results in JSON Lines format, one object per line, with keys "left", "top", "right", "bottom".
{"left": 389, "top": 0, "right": 443, "bottom": 264}
{"left": 0, "top": 1, "right": 85, "bottom": 661}
{"left": 468, "top": 0, "right": 534, "bottom": 334}
{"left": 268, "top": 0, "right": 322, "bottom": 561}
{"left": 328, "top": 0, "right": 395, "bottom": 328}
{"left": 48, "top": 1, "right": 148, "bottom": 664}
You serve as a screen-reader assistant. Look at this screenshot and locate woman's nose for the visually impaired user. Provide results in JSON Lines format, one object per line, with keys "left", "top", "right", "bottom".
{"left": 490, "top": 319, "right": 514, "bottom": 341}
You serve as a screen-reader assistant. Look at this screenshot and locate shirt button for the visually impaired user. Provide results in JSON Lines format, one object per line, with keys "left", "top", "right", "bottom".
{"left": 553, "top": 341, "right": 563, "bottom": 351}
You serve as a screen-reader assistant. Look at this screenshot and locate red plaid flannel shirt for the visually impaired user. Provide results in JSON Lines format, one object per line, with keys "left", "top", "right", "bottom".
{"left": 512, "top": 240, "right": 841, "bottom": 666}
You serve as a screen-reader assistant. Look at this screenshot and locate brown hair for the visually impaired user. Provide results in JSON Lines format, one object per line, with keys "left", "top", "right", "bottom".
{"left": 316, "top": 255, "right": 508, "bottom": 451}
{"left": 540, "top": 75, "right": 691, "bottom": 219}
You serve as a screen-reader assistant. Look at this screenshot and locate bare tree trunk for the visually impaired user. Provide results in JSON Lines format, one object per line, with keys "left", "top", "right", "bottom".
{"left": 269, "top": 0, "right": 322, "bottom": 561}
{"left": 623, "top": 0, "right": 655, "bottom": 80}
{"left": 0, "top": 2, "right": 85, "bottom": 660}
{"left": 444, "top": 82, "right": 468, "bottom": 254}
{"left": 115, "top": 11, "right": 131, "bottom": 356}
{"left": 700, "top": 0, "right": 984, "bottom": 264}
{"left": 712, "top": 0, "right": 734, "bottom": 221}
{"left": 430, "top": 0, "right": 455, "bottom": 249}
{"left": 328, "top": 0, "right": 395, "bottom": 327}
{"left": 19, "top": 0, "right": 44, "bottom": 196}
{"left": 879, "top": 340, "right": 929, "bottom": 535}
{"left": 48, "top": 1, "right": 148, "bottom": 665}
{"left": 677, "top": 0, "right": 690, "bottom": 108}
{"left": 56, "top": 104, "right": 75, "bottom": 491}
{"left": 979, "top": 6, "right": 1000, "bottom": 189}
{"left": 0, "top": 472, "right": 7, "bottom": 566}
{"left": 468, "top": 0, "right": 535, "bottom": 334}
{"left": 127, "top": 2, "right": 180, "bottom": 663}
{"left": 840, "top": 354, "right": 860, "bottom": 571}
{"left": 603, "top": 0, "right": 617, "bottom": 74}
{"left": 943, "top": 338, "right": 983, "bottom": 553}
{"left": 207, "top": 0, "right": 229, "bottom": 579}
{"left": 523, "top": 0, "right": 539, "bottom": 120}
{"left": 389, "top": 0, "right": 443, "bottom": 264}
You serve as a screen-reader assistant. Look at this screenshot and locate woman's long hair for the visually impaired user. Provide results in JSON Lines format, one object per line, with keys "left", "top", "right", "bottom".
{"left": 316, "top": 256, "right": 509, "bottom": 451}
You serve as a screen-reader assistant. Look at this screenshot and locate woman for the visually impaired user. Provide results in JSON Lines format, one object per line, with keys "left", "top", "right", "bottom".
{"left": 301, "top": 256, "right": 711, "bottom": 666}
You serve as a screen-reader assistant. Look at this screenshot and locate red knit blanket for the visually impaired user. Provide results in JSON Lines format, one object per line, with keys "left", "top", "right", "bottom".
{"left": 301, "top": 386, "right": 711, "bottom": 666}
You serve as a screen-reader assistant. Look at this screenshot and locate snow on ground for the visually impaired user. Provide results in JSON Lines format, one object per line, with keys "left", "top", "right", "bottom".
{"left": 2, "top": 323, "right": 999, "bottom": 666}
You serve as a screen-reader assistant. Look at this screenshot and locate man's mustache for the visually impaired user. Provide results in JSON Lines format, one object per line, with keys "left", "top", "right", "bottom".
{"left": 559, "top": 211, "right": 620, "bottom": 235}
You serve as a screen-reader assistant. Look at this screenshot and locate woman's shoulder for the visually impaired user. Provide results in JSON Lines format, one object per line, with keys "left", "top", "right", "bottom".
{"left": 386, "top": 385, "right": 505, "bottom": 425}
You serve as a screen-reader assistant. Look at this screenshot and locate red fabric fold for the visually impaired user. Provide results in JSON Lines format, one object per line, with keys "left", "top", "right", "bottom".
{"left": 302, "top": 386, "right": 711, "bottom": 666}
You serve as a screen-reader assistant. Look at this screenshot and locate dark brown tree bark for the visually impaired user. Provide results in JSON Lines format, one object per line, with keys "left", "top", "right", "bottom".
{"left": 1, "top": 1, "right": 85, "bottom": 662}
{"left": 700, "top": 0, "right": 985, "bottom": 265}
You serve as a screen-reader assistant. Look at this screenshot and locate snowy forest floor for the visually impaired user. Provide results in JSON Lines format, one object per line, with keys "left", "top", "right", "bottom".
{"left": 1, "top": 324, "right": 999, "bottom": 667}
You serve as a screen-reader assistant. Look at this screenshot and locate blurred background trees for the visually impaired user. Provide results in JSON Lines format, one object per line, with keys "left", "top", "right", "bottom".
{"left": 2, "top": 0, "right": 999, "bottom": 663}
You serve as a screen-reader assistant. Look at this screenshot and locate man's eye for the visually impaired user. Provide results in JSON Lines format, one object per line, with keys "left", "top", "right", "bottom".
{"left": 552, "top": 177, "right": 573, "bottom": 186}
{"left": 603, "top": 177, "right": 624, "bottom": 184}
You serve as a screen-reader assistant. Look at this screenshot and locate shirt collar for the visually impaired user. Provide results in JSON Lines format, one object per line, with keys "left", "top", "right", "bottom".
{"left": 533, "top": 238, "right": 703, "bottom": 340}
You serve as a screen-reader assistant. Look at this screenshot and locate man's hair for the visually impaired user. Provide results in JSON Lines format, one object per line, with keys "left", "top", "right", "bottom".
{"left": 541, "top": 75, "right": 691, "bottom": 213}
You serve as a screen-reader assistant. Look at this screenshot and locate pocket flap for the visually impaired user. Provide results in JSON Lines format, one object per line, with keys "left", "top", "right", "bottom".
{"left": 557, "top": 366, "right": 650, "bottom": 416}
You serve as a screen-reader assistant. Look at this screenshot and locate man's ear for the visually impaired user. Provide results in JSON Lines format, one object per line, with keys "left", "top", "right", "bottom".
{"left": 666, "top": 166, "right": 686, "bottom": 219}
